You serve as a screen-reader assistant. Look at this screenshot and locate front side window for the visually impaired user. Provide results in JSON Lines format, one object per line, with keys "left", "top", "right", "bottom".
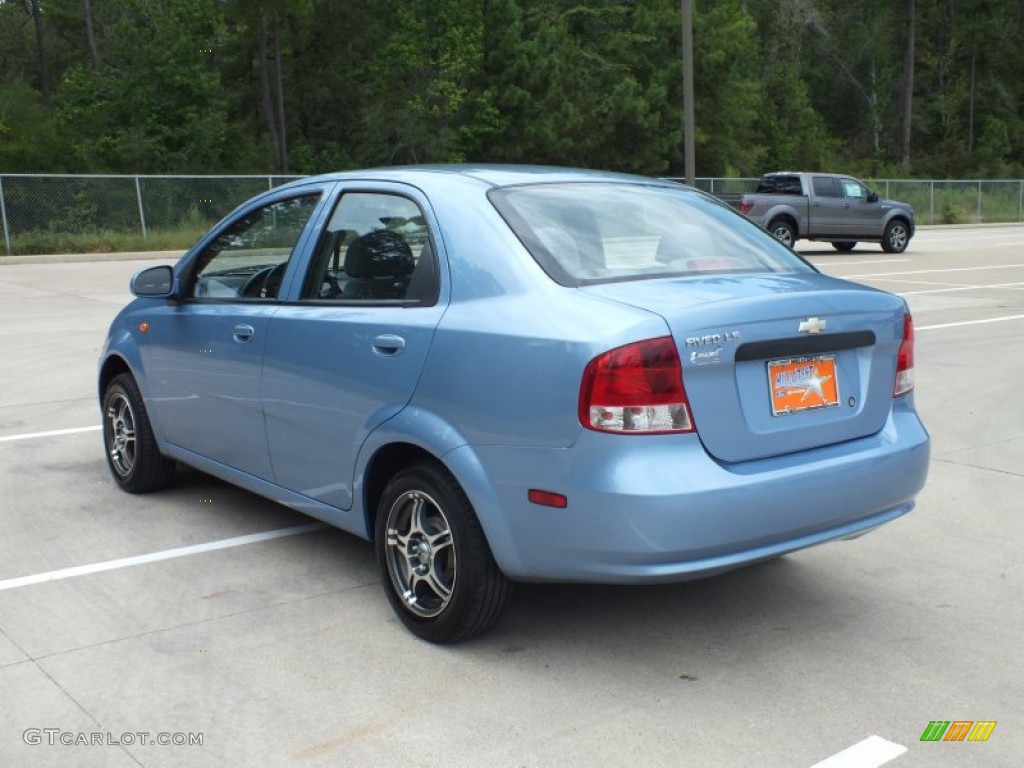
{"left": 191, "top": 194, "right": 321, "bottom": 300}
{"left": 302, "top": 192, "right": 436, "bottom": 303}
{"left": 489, "top": 182, "right": 814, "bottom": 286}
{"left": 842, "top": 180, "right": 868, "bottom": 201}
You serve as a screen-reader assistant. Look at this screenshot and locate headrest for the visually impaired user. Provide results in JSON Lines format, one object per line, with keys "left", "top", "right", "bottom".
{"left": 656, "top": 225, "right": 716, "bottom": 264}
{"left": 345, "top": 230, "right": 415, "bottom": 279}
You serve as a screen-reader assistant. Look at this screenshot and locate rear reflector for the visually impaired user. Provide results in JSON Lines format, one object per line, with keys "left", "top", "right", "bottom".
{"left": 579, "top": 337, "right": 694, "bottom": 434}
{"left": 528, "top": 489, "right": 568, "bottom": 508}
{"left": 894, "top": 313, "right": 915, "bottom": 396}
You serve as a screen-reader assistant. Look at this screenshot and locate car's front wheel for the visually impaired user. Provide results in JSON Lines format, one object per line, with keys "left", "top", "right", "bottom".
{"left": 375, "top": 461, "right": 512, "bottom": 643}
{"left": 102, "top": 373, "right": 176, "bottom": 492}
{"left": 882, "top": 219, "right": 910, "bottom": 253}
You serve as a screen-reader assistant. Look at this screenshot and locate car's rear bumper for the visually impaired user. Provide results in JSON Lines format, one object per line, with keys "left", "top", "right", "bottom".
{"left": 454, "top": 403, "right": 929, "bottom": 583}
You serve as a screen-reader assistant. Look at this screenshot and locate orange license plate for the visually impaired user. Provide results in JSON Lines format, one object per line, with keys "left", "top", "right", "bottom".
{"left": 768, "top": 355, "right": 840, "bottom": 416}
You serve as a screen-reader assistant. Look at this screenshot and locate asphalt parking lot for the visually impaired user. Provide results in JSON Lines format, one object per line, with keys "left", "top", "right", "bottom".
{"left": 1, "top": 226, "right": 1021, "bottom": 767}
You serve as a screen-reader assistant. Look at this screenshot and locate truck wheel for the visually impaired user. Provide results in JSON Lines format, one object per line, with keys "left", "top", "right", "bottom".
{"left": 882, "top": 220, "right": 910, "bottom": 253}
{"left": 767, "top": 219, "right": 796, "bottom": 248}
{"left": 375, "top": 461, "right": 513, "bottom": 643}
{"left": 831, "top": 242, "right": 857, "bottom": 252}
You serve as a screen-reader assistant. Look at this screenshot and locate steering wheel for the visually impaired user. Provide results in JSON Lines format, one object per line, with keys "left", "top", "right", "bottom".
{"left": 241, "top": 263, "right": 287, "bottom": 298}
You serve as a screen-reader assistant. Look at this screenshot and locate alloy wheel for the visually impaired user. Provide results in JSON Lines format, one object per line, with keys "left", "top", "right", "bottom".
{"left": 105, "top": 391, "right": 137, "bottom": 477}
{"left": 384, "top": 490, "right": 456, "bottom": 619}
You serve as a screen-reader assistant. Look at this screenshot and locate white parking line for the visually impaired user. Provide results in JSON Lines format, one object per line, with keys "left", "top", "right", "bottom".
{"left": 845, "top": 263, "right": 1024, "bottom": 278}
{"left": 0, "top": 523, "right": 328, "bottom": 592}
{"left": 899, "top": 281, "right": 1024, "bottom": 296}
{"left": 806, "top": 259, "right": 911, "bottom": 267}
{"left": 917, "top": 314, "right": 1024, "bottom": 331}
{"left": 0, "top": 425, "right": 101, "bottom": 443}
{"left": 807, "top": 735, "right": 907, "bottom": 768}
{"left": 871, "top": 278, "right": 972, "bottom": 288}
{"left": 915, "top": 233, "right": 1021, "bottom": 243}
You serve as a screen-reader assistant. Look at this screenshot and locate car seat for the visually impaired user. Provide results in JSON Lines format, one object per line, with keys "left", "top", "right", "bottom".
{"left": 342, "top": 230, "right": 416, "bottom": 300}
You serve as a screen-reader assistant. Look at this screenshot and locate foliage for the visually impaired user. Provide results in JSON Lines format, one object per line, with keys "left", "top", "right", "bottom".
{"left": 6, "top": 223, "right": 205, "bottom": 256}
{"left": 1, "top": 0, "right": 1023, "bottom": 177}
{"left": 0, "top": 84, "right": 70, "bottom": 170}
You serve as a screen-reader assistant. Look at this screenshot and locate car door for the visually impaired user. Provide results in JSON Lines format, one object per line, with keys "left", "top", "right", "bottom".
{"left": 261, "top": 186, "right": 447, "bottom": 510}
{"left": 810, "top": 175, "right": 846, "bottom": 236}
{"left": 840, "top": 177, "right": 883, "bottom": 237}
{"left": 139, "top": 186, "right": 329, "bottom": 478}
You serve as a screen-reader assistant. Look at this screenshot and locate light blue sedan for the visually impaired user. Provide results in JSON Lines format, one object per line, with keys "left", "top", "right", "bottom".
{"left": 99, "top": 166, "right": 929, "bottom": 642}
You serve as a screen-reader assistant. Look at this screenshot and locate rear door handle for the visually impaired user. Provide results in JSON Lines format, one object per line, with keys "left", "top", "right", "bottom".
{"left": 233, "top": 324, "right": 255, "bottom": 343}
{"left": 372, "top": 334, "right": 405, "bottom": 356}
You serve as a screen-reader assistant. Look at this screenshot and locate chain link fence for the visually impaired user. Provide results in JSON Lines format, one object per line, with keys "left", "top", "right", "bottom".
{"left": 0, "top": 174, "right": 304, "bottom": 255}
{"left": 684, "top": 177, "right": 1024, "bottom": 226}
{"left": 3, "top": 174, "right": 1024, "bottom": 255}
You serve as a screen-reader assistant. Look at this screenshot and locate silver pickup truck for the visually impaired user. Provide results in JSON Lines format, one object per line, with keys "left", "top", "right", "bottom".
{"left": 717, "top": 172, "right": 915, "bottom": 253}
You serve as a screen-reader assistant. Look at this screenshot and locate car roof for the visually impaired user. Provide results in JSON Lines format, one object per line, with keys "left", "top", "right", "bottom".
{"left": 765, "top": 171, "right": 856, "bottom": 179}
{"left": 279, "top": 165, "right": 677, "bottom": 192}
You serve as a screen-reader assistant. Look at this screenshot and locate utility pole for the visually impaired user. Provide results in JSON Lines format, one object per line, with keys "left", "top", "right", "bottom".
{"left": 682, "top": 0, "right": 695, "bottom": 186}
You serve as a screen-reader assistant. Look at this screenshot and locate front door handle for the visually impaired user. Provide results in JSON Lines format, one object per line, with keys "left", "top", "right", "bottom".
{"left": 233, "top": 324, "right": 255, "bottom": 343}
{"left": 372, "top": 334, "right": 406, "bottom": 356}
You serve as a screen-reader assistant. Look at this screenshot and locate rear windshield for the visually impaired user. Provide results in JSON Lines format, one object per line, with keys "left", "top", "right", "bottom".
{"left": 488, "top": 182, "right": 813, "bottom": 286}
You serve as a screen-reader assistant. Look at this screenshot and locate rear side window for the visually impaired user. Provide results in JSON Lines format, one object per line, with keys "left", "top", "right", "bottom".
{"left": 302, "top": 192, "right": 437, "bottom": 303}
{"left": 812, "top": 176, "right": 840, "bottom": 197}
{"left": 489, "top": 182, "right": 814, "bottom": 286}
{"left": 756, "top": 175, "right": 802, "bottom": 194}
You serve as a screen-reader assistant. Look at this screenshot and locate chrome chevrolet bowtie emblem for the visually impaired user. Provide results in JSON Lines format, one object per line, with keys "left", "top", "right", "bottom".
{"left": 798, "top": 317, "right": 827, "bottom": 334}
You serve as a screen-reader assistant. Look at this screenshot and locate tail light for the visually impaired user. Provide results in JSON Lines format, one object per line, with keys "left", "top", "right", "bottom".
{"left": 579, "top": 337, "right": 695, "bottom": 434}
{"left": 894, "top": 313, "right": 914, "bottom": 396}
{"left": 738, "top": 198, "right": 754, "bottom": 216}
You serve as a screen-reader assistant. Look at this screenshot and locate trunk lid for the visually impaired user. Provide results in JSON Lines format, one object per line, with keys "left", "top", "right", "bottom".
{"left": 582, "top": 272, "right": 906, "bottom": 463}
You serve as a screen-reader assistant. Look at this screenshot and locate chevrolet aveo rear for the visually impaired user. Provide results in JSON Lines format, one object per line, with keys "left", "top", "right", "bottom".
{"left": 99, "top": 167, "right": 929, "bottom": 642}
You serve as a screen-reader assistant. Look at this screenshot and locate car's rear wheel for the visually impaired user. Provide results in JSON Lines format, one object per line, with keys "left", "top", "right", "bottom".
{"left": 882, "top": 220, "right": 910, "bottom": 253}
{"left": 767, "top": 218, "right": 796, "bottom": 247}
{"left": 102, "top": 373, "right": 176, "bottom": 493}
{"left": 375, "top": 461, "right": 512, "bottom": 643}
{"left": 831, "top": 242, "right": 857, "bottom": 252}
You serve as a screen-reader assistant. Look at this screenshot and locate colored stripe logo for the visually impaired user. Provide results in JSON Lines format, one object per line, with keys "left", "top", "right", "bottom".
{"left": 921, "top": 720, "right": 996, "bottom": 742}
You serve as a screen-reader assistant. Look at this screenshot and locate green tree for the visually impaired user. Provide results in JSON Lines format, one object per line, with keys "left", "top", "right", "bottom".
{"left": 690, "top": 0, "right": 766, "bottom": 175}
{"left": 351, "top": 0, "right": 498, "bottom": 164}
{"left": 54, "top": 0, "right": 239, "bottom": 172}
{"left": 0, "top": 84, "right": 70, "bottom": 170}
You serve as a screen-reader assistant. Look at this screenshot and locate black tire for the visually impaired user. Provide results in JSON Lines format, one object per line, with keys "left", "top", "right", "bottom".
{"left": 882, "top": 219, "right": 910, "bottom": 253}
{"left": 102, "top": 373, "right": 176, "bottom": 493}
{"left": 375, "top": 461, "right": 512, "bottom": 643}
{"left": 767, "top": 218, "right": 796, "bottom": 248}
{"left": 831, "top": 242, "right": 857, "bottom": 252}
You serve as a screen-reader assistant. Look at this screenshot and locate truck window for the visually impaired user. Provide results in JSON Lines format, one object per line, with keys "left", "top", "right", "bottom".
{"left": 841, "top": 180, "right": 868, "bottom": 200}
{"left": 812, "top": 176, "right": 840, "bottom": 197}
{"left": 756, "top": 175, "right": 803, "bottom": 195}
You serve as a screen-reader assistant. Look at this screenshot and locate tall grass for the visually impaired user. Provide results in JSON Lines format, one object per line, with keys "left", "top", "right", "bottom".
{"left": 871, "top": 180, "right": 1024, "bottom": 224}
{"left": 6, "top": 222, "right": 208, "bottom": 256}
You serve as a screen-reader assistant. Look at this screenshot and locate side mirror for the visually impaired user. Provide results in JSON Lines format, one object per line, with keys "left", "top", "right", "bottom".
{"left": 131, "top": 265, "right": 176, "bottom": 298}
{"left": 867, "top": 191, "right": 879, "bottom": 203}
